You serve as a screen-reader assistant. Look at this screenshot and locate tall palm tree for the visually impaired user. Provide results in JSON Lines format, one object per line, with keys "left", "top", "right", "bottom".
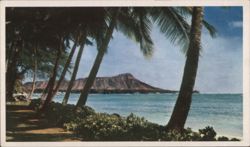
{"left": 62, "top": 32, "right": 87, "bottom": 105}
{"left": 49, "top": 8, "right": 107, "bottom": 105}
{"left": 40, "top": 37, "right": 64, "bottom": 110}
{"left": 51, "top": 38, "right": 79, "bottom": 98}
{"left": 74, "top": 7, "right": 155, "bottom": 108}
{"left": 75, "top": 7, "right": 192, "bottom": 108}
{"left": 38, "top": 8, "right": 84, "bottom": 109}
{"left": 6, "top": 8, "right": 42, "bottom": 101}
{"left": 6, "top": 41, "right": 21, "bottom": 101}
{"left": 75, "top": 8, "right": 121, "bottom": 109}
{"left": 27, "top": 46, "right": 37, "bottom": 99}
{"left": 166, "top": 7, "right": 204, "bottom": 131}
{"left": 6, "top": 8, "right": 26, "bottom": 100}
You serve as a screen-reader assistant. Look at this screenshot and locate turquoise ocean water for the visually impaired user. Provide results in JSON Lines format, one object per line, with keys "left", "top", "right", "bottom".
{"left": 35, "top": 93, "right": 242, "bottom": 138}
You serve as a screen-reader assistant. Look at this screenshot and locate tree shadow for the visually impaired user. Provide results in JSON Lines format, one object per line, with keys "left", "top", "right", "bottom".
{"left": 6, "top": 104, "right": 81, "bottom": 141}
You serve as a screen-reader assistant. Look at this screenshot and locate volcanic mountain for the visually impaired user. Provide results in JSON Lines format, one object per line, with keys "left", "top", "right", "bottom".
{"left": 24, "top": 73, "right": 177, "bottom": 94}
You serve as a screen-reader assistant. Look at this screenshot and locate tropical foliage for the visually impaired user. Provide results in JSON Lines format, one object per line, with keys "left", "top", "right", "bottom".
{"left": 29, "top": 99, "right": 240, "bottom": 141}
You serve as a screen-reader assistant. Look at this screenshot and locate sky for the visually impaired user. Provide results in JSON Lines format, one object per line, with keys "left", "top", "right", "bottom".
{"left": 68, "top": 7, "right": 243, "bottom": 94}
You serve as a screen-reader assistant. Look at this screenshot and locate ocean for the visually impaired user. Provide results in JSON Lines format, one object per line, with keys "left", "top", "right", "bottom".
{"left": 34, "top": 93, "right": 242, "bottom": 138}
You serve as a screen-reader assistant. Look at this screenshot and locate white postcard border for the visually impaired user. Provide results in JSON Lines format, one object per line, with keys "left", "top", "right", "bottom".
{"left": 0, "top": 0, "right": 249, "bottom": 146}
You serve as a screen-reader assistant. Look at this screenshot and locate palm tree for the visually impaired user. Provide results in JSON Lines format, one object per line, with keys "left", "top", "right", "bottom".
{"left": 6, "top": 41, "right": 21, "bottom": 101}
{"left": 75, "top": 7, "right": 193, "bottom": 108}
{"left": 40, "top": 7, "right": 108, "bottom": 106}
{"left": 6, "top": 8, "right": 45, "bottom": 101}
{"left": 5, "top": 9, "right": 24, "bottom": 100}
{"left": 75, "top": 8, "right": 121, "bottom": 109}
{"left": 166, "top": 7, "right": 204, "bottom": 131}
{"left": 74, "top": 7, "right": 155, "bottom": 108}
{"left": 38, "top": 8, "right": 85, "bottom": 109}
{"left": 27, "top": 46, "right": 37, "bottom": 99}
{"left": 62, "top": 33, "right": 87, "bottom": 105}
{"left": 51, "top": 38, "right": 79, "bottom": 98}
{"left": 149, "top": 7, "right": 215, "bottom": 131}
{"left": 40, "top": 37, "right": 64, "bottom": 110}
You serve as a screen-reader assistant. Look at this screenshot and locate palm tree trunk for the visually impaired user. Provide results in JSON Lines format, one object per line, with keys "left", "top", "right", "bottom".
{"left": 51, "top": 38, "right": 79, "bottom": 99}
{"left": 28, "top": 48, "right": 37, "bottom": 100}
{"left": 40, "top": 77, "right": 52, "bottom": 100}
{"left": 166, "top": 7, "right": 204, "bottom": 131}
{"left": 40, "top": 39, "right": 63, "bottom": 111}
{"left": 6, "top": 45, "right": 20, "bottom": 101}
{"left": 75, "top": 8, "right": 120, "bottom": 109}
{"left": 62, "top": 34, "right": 87, "bottom": 105}
{"left": 6, "top": 42, "right": 15, "bottom": 72}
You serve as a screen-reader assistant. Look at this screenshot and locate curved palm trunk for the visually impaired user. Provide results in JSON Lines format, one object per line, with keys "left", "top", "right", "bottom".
{"left": 51, "top": 39, "right": 79, "bottom": 98}
{"left": 62, "top": 35, "right": 87, "bottom": 105}
{"left": 75, "top": 9, "right": 120, "bottom": 109}
{"left": 167, "top": 7, "right": 204, "bottom": 131}
{"left": 40, "top": 77, "right": 52, "bottom": 100}
{"left": 40, "top": 40, "right": 63, "bottom": 111}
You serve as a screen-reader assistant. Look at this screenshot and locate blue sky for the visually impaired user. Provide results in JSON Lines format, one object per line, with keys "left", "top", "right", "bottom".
{"left": 69, "top": 7, "right": 243, "bottom": 93}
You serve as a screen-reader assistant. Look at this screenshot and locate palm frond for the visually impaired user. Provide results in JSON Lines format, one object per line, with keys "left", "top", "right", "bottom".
{"left": 85, "top": 38, "right": 93, "bottom": 46}
{"left": 136, "top": 8, "right": 154, "bottom": 57}
{"left": 117, "top": 7, "right": 154, "bottom": 58}
{"left": 150, "top": 7, "right": 190, "bottom": 52}
{"left": 181, "top": 7, "right": 217, "bottom": 37}
{"left": 202, "top": 20, "right": 217, "bottom": 37}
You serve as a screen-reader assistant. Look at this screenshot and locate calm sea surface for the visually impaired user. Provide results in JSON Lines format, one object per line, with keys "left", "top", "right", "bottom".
{"left": 34, "top": 93, "right": 242, "bottom": 138}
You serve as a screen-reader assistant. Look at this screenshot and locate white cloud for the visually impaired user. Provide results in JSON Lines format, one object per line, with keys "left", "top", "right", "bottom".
{"left": 196, "top": 32, "right": 242, "bottom": 93}
{"left": 229, "top": 21, "right": 243, "bottom": 28}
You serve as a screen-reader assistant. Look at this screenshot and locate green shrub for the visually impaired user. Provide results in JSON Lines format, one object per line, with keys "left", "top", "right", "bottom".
{"left": 230, "top": 138, "right": 240, "bottom": 141}
{"left": 29, "top": 98, "right": 42, "bottom": 111}
{"left": 63, "top": 117, "right": 82, "bottom": 131}
{"left": 65, "top": 112, "right": 165, "bottom": 141}
{"left": 29, "top": 99, "right": 96, "bottom": 126}
{"left": 44, "top": 102, "right": 68, "bottom": 124}
{"left": 161, "top": 128, "right": 202, "bottom": 141}
{"left": 44, "top": 102, "right": 95, "bottom": 126}
{"left": 161, "top": 129, "right": 183, "bottom": 141}
{"left": 125, "top": 113, "right": 163, "bottom": 141}
{"left": 217, "top": 136, "right": 229, "bottom": 141}
{"left": 73, "top": 113, "right": 127, "bottom": 140}
{"left": 199, "top": 126, "right": 217, "bottom": 141}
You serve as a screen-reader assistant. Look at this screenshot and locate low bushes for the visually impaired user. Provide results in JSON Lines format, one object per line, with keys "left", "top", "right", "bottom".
{"left": 29, "top": 99, "right": 95, "bottom": 125}
{"left": 29, "top": 99, "right": 241, "bottom": 141}
{"left": 66, "top": 113, "right": 167, "bottom": 141}
{"left": 29, "top": 98, "right": 42, "bottom": 111}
